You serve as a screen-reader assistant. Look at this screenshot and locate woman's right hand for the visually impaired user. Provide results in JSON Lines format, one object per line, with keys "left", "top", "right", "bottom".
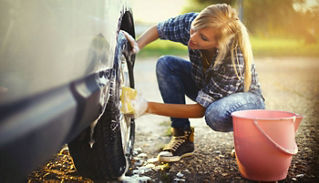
{"left": 121, "top": 30, "right": 140, "bottom": 54}
{"left": 120, "top": 87, "right": 148, "bottom": 118}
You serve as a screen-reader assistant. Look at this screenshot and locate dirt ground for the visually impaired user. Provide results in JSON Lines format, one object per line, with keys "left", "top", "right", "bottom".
{"left": 28, "top": 57, "right": 319, "bottom": 182}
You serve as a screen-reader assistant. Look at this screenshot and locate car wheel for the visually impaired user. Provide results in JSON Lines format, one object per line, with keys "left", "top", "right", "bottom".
{"left": 68, "top": 31, "right": 135, "bottom": 180}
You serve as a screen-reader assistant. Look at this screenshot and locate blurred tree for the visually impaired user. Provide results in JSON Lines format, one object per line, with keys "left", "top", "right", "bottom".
{"left": 294, "top": 2, "right": 319, "bottom": 43}
{"left": 244, "top": 0, "right": 297, "bottom": 37}
{"left": 183, "top": 0, "right": 319, "bottom": 42}
{"left": 183, "top": 0, "right": 237, "bottom": 13}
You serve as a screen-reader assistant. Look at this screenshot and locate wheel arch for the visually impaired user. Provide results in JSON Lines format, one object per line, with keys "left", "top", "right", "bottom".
{"left": 119, "top": 9, "right": 136, "bottom": 39}
{"left": 118, "top": 9, "right": 136, "bottom": 88}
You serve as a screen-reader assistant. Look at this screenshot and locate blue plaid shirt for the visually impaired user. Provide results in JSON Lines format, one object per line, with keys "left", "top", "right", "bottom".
{"left": 157, "top": 13, "right": 263, "bottom": 108}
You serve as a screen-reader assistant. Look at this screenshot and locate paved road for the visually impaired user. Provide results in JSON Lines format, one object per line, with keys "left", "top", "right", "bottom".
{"left": 28, "top": 56, "right": 319, "bottom": 182}
{"left": 133, "top": 56, "right": 319, "bottom": 182}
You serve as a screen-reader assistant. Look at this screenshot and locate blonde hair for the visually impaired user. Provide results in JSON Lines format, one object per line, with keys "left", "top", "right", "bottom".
{"left": 192, "top": 4, "right": 253, "bottom": 92}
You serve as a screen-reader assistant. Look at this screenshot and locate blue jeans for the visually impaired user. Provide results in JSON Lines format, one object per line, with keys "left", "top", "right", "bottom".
{"left": 156, "top": 55, "right": 265, "bottom": 132}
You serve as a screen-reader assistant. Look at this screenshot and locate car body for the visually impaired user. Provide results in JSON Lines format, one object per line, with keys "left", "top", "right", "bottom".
{"left": 0, "top": 0, "right": 136, "bottom": 182}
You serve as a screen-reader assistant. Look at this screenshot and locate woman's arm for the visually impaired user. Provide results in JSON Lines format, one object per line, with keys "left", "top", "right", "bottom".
{"left": 136, "top": 25, "right": 159, "bottom": 49}
{"left": 146, "top": 102, "right": 205, "bottom": 118}
{"left": 122, "top": 25, "right": 159, "bottom": 53}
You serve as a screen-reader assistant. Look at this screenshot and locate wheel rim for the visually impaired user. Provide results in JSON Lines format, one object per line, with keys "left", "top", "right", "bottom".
{"left": 119, "top": 54, "right": 133, "bottom": 157}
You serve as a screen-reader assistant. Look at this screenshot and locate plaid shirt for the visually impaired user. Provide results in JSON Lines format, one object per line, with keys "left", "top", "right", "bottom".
{"left": 157, "top": 13, "right": 263, "bottom": 108}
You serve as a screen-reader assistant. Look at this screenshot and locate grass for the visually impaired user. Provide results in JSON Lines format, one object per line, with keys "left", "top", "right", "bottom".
{"left": 137, "top": 37, "right": 319, "bottom": 58}
{"left": 251, "top": 37, "right": 319, "bottom": 57}
{"left": 138, "top": 40, "right": 188, "bottom": 58}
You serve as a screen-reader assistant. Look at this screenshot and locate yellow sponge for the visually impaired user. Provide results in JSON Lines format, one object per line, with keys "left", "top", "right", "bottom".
{"left": 120, "top": 86, "right": 137, "bottom": 114}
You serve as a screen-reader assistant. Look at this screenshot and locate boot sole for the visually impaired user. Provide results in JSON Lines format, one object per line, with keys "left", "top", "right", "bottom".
{"left": 157, "top": 152, "right": 194, "bottom": 162}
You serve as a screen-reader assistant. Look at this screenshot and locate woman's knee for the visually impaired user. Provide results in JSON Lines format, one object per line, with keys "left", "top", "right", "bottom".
{"left": 204, "top": 92, "right": 265, "bottom": 132}
{"left": 205, "top": 106, "right": 233, "bottom": 132}
{"left": 156, "top": 56, "right": 173, "bottom": 75}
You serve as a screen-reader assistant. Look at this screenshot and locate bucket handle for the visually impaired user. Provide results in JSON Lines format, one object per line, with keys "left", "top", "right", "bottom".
{"left": 253, "top": 120, "right": 298, "bottom": 155}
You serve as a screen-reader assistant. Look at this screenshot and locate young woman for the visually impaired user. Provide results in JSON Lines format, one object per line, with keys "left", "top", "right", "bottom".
{"left": 123, "top": 3, "right": 265, "bottom": 162}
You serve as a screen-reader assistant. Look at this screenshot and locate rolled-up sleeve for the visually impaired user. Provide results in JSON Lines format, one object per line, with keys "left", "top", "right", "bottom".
{"left": 196, "top": 90, "right": 215, "bottom": 108}
{"left": 157, "top": 13, "right": 197, "bottom": 45}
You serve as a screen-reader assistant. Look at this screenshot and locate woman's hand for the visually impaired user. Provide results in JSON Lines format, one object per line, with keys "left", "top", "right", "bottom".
{"left": 121, "top": 30, "right": 140, "bottom": 54}
{"left": 121, "top": 87, "right": 148, "bottom": 118}
{"left": 131, "top": 92, "right": 148, "bottom": 118}
{"left": 121, "top": 25, "right": 159, "bottom": 54}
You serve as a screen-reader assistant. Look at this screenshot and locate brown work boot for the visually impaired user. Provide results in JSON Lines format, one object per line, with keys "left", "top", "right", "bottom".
{"left": 157, "top": 127, "right": 194, "bottom": 162}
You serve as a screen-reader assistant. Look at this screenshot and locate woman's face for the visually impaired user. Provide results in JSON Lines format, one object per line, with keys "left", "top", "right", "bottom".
{"left": 188, "top": 27, "right": 219, "bottom": 50}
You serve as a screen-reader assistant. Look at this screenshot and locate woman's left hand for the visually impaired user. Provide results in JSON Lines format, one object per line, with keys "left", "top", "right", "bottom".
{"left": 121, "top": 30, "right": 140, "bottom": 54}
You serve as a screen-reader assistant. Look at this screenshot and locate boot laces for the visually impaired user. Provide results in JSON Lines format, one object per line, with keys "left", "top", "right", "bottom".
{"left": 164, "top": 133, "right": 189, "bottom": 151}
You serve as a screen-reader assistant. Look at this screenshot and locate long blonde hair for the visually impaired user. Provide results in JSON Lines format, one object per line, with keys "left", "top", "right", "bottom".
{"left": 191, "top": 4, "right": 253, "bottom": 92}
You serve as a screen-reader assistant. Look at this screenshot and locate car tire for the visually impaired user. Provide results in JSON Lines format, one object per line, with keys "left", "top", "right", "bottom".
{"left": 68, "top": 31, "right": 135, "bottom": 180}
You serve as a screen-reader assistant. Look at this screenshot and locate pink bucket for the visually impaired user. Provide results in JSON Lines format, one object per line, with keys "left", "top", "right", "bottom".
{"left": 231, "top": 110, "right": 302, "bottom": 181}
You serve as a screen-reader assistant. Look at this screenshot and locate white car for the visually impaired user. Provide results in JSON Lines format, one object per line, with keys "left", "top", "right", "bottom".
{"left": 0, "top": 0, "right": 136, "bottom": 181}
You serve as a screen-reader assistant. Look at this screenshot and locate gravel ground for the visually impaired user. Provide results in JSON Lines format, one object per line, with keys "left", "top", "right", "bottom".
{"left": 28, "top": 57, "right": 319, "bottom": 182}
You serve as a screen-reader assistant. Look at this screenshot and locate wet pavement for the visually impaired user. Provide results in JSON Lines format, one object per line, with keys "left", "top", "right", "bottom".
{"left": 28, "top": 57, "right": 319, "bottom": 182}
{"left": 134, "top": 56, "right": 319, "bottom": 182}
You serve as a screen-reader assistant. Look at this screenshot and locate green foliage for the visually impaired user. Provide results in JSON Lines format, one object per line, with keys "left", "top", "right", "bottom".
{"left": 251, "top": 37, "right": 319, "bottom": 57}
{"left": 138, "top": 37, "right": 319, "bottom": 58}
{"left": 183, "top": 0, "right": 319, "bottom": 42}
{"left": 137, "top": 40, "right": 188, "bottom": 58}
{"left": 183, "top": 0, "right": 236, "bottom": 13}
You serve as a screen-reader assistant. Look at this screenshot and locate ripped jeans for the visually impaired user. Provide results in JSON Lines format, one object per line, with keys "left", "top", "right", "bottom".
{"left": 156, "top": 55, "right": 265, "bottom": 132}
